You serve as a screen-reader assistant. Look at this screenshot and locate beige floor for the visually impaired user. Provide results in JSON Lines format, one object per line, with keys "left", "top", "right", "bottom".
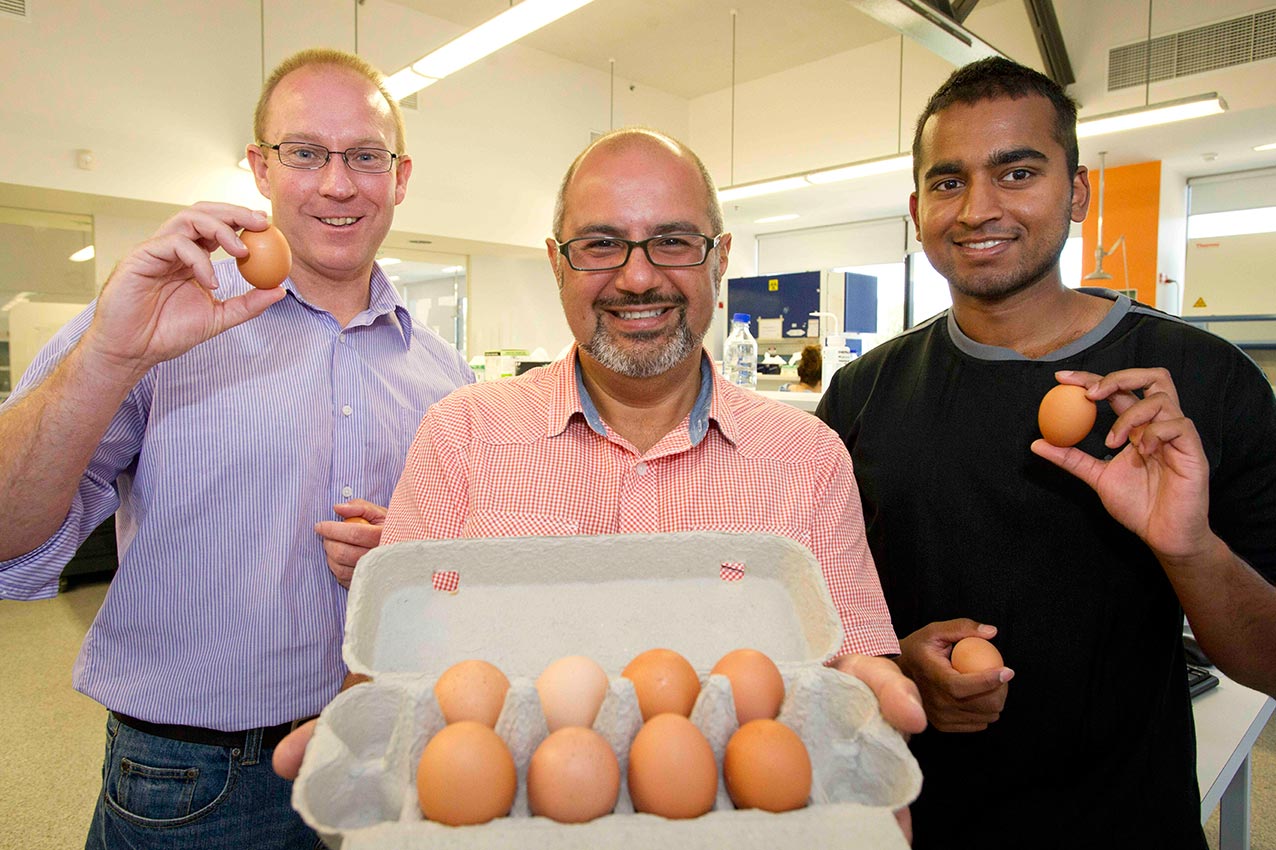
{"left": 1, "top": 578, "right": 1273, "bottom": 849}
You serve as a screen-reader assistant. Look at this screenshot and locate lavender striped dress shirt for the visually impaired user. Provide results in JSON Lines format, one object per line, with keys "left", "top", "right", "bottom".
{"left": 0, "top": 259, "right": 474, "bottom": 730}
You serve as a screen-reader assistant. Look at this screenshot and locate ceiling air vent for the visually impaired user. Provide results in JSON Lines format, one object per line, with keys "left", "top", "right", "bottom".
{"left": 399, "top": 92, "right": 418, "bottom": 111}
{"left": 1, "top": 0, "right": 28, "bottom": 19}
{"left": 1108, "top": 7, "right": 1276, "bottom": 90}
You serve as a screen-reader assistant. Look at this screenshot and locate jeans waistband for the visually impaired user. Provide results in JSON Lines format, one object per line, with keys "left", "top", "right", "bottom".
{"left": 111, "top": 711, "right": 310, "bottom": 750}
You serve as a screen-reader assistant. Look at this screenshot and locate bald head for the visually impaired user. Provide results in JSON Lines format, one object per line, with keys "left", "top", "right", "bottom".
{"left": 552, "top": 127, "right": 724, "bottom": 241}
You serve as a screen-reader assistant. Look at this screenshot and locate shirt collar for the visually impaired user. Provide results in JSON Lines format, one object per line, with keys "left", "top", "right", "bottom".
{"left": 561, "top": 346, "right": 720, "bottom": 447}
{"left": 279, "top": 262, "right": 414, "bottom": 349}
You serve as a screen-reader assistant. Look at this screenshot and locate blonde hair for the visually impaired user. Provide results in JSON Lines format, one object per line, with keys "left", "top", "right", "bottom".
{"left": 552, "top": 127, "right": 724, "bottom": 240}
{"left": 253, "top": 48, "right": 406, "bottom": 155}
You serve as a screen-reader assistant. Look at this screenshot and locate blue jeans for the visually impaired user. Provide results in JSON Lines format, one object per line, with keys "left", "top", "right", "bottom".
{"left": 85, "top": 713, "right": 322, "bottom": 850}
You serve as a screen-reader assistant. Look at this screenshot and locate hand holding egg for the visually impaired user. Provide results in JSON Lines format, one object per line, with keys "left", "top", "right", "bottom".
{"left": 1031, "top": 367, "right": 1212, "bottom": 563}
{"left": 86, "top": 203, "right": 287, "bottom": 371}
{"left": 899, "top": 620, "right": 1012, "bottom": 733}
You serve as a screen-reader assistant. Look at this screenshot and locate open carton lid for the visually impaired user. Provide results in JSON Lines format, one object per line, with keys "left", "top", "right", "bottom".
{"left": 343, "top": 531, "right": 845, "bottom": 679}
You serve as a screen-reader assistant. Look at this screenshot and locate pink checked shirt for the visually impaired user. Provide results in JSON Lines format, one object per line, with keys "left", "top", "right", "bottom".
{"left": 383, "top": 348, "right": 899, "bottom": 659}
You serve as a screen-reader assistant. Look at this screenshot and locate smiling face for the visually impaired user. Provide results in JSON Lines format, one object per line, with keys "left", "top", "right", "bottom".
{"left": 547, "top": 137, "right": 730, "bottom": 379}
{"left": 910, "top": 95, "right": 1089, "bottom": 302}
{"left": 248, "top": 64, "right": 411, "bottom": 290}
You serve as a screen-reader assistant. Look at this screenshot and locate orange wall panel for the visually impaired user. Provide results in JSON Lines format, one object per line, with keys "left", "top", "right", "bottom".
{"left": 1080, "top": 160, "right": 1160, "bottom": 305}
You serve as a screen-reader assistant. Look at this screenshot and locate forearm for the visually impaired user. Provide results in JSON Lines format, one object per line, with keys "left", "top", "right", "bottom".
{"left": 0, "top": 341, "right": 140, "bottom": 560}
{"left": 1164, "top": 535, "right": 1276, "bottom": 696}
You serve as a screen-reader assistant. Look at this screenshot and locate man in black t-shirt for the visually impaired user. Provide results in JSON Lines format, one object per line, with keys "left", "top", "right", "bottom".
{"left": 818, "top": 57, "right": 1276, "bottom": 849}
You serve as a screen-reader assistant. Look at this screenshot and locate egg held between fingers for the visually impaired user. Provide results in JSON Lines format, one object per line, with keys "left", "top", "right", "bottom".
{"left": 1038, "top": 384, "right": 1097, "bottom": 447}
{"left": 237, "top": 224, "right": 292, "bottom": 290}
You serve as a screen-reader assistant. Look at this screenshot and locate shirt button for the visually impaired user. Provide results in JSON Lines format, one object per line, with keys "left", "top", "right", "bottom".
{"left": 342, "top": 404, "right": 353, "bottom": 416}
{"left": 339, "top": 333, "right": 346, "bottom": 344}
{"left": 635, "top": 462, "right": 648, "bottom": 475}
{"left": 341, "top": 486, "right": 353, "bottom": 498}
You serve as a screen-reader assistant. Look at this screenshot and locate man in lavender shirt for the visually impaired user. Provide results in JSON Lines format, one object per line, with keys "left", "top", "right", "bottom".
{"left": 0, "top": 49, "right": 472, "bottom": 849}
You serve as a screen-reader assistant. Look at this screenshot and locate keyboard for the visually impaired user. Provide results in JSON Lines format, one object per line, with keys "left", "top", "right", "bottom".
{"left": 1188, "top": 664, "right": 1220, "bottom": 699}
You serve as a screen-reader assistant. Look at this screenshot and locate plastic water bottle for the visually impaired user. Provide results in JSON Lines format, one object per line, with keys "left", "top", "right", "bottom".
{"left": 723, "top": 313, "right": 758, "bottom": 391}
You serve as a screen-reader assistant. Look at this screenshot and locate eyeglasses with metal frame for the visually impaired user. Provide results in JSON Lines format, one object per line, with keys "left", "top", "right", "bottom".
{"left": 257, "top": 141, "right": 399, "bottom": 174}
{"left": 555, "top": 233, "right": 724, "bottom": 271}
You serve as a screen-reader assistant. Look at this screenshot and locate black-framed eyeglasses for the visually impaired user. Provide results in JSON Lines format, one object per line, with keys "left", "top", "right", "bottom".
{"left": 257, "top": 141, "right": 399, "bottom": 174}
{"left": 556, "top": 233, "right": 723, "bottom": 271}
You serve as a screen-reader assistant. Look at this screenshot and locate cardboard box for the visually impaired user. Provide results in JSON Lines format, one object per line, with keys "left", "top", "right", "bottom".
{"left": 294, "top": 532, "right": 921, "bottom": 848}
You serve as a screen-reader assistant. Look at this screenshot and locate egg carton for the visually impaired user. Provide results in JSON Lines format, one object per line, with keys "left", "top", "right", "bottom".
{"left": 293, "top": 532, "right": 922, "bottom": 848}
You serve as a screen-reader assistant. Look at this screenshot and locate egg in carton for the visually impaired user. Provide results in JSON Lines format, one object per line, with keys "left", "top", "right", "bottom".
{"left": 293, "top": 532, "right": 922, "bottom": 849}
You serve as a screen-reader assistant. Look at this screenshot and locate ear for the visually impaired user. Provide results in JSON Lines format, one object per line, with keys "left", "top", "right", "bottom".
{"left": 545, "top": 238, "right": 563, "bottom": 288}
{"left": 393, "top": 155, "right": 412, "bottom": 206}
{"left": 246, "top": 144, "right": 271, "bottom": 200}
{"left": 1070, "top": 165, "right": 1090, "bottom": 224}
{"left": 715, "top": 233, "right": 732, "bottom": 282}
{"left": 908, "top": 192, "right": 922, "bottom": 240}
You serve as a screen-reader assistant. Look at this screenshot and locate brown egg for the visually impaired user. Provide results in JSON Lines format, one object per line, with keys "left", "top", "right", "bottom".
{"left": 711, "top": 648, "right": 785, "bottom": 725}
{"left": 1038, "top": 384, "right": 1097, "bottom": 447}
{"left": 950, "top": 637, "right": 1005, "bottom": 673}
{"left": 416, "top": 721, "right": 516, "bottom": 825}
{"left": 621, "top": 648, "right": 700, "bottom": 720}
{"left": 342, "top": 516, "right": 372, "bottom": 525}
{"left": 627, "top": 713, "right": 718, "bottom": 819}
{"left": 434, "top": 659, "right": 510, "bottom": 727}
{"left": 536, "top": 655, "right": 610, "bottom": 731}
{"left": 723, "top": 719, "right": 811, "bottom": 812}
{"left": 527, "top": 727, "right": 621, "bottom": 823}
{"left": 237, "top": 224, "right": 291, "bottom": 289}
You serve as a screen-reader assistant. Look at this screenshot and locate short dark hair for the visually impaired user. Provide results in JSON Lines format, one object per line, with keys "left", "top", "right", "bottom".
{"left": 911, "top": 57, "right": 1079, "bottom": 187}
{"left": 797, "top": 343, "right": 822, "bottom": 386}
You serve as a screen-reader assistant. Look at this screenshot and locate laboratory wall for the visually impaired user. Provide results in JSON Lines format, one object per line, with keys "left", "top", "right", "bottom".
{"left": 467, "top": 252, "right": 573, "bottom": 360}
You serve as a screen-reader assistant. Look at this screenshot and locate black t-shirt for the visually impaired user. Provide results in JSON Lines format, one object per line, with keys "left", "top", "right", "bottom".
{"left": 818, "top": 291, "right": 1276, "bottom": 850}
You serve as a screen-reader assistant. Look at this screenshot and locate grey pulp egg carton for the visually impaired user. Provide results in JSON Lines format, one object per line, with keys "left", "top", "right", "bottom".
{"left": 293, "top": 532, "right": 922, "bottom": 849}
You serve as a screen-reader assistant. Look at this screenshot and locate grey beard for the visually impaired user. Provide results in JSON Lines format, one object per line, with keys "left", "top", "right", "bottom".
{"left": 582, "top": 316, "right": 699, "bottom": 378}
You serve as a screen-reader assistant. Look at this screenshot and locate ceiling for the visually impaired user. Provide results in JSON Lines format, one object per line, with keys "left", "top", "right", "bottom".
{"left": 385, "top": 0, "right": 1276, "bottom": 236}
{"left": 386, "top": 0, "right": 900, "bottom": 99}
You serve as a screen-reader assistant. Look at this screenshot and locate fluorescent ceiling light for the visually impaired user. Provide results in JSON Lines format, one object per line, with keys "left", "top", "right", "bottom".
{"left": 441, "top": 265, "right": 465, "bottom": 273}
{"left": 389, "top": 0, "right": 595, "bottom": 100}
{"left": 806, "top": 153, "right": 913, "bottom": 184}
{"left": 1, "top": 291, "right": 33, "bottom": 312}
{"left": 719, "top": 153, "right": 913, "bottom": 203}
{"left": 1254, "top": 142, "right": 1276, "bottom": 152}
{"left": 385, "top": 68, "right": 439, "bottom": 101}
{"left": 1187, "top": 206, "right": 1276, "bottom": 239}
{"left": 719, "top": 176, "right": 811, "bottom": 203}
{"left": 69, "top": 245, "right": 95, "bottom": 262}
{"left": 754, "top": 214, "right": 800, "bottom": 224}
{"left": 1077, "top": 93, "right": 1226, "bottom": 139}
{"left": 378, "top": 257, "right": 402, "bottom": 266}
{"left": 719, "top": 95, "right": 1223, "bottom": 206}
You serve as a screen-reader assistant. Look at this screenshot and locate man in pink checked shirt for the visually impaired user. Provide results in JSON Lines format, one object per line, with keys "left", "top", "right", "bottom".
{"left": 277, "top": 131, "right": 927, "bottom": 842}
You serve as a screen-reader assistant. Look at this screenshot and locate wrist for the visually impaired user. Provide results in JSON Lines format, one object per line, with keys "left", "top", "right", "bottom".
{"left": 72, "top": 329, "right": 152, "bottom": 390}
{"left": 1156, "top": 531, "right": 1233, "bottom": 575}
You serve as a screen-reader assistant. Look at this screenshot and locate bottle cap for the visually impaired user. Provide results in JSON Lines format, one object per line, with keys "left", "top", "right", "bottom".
{"left": 732, "top": 313, "right": 750, "bottom": 323}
